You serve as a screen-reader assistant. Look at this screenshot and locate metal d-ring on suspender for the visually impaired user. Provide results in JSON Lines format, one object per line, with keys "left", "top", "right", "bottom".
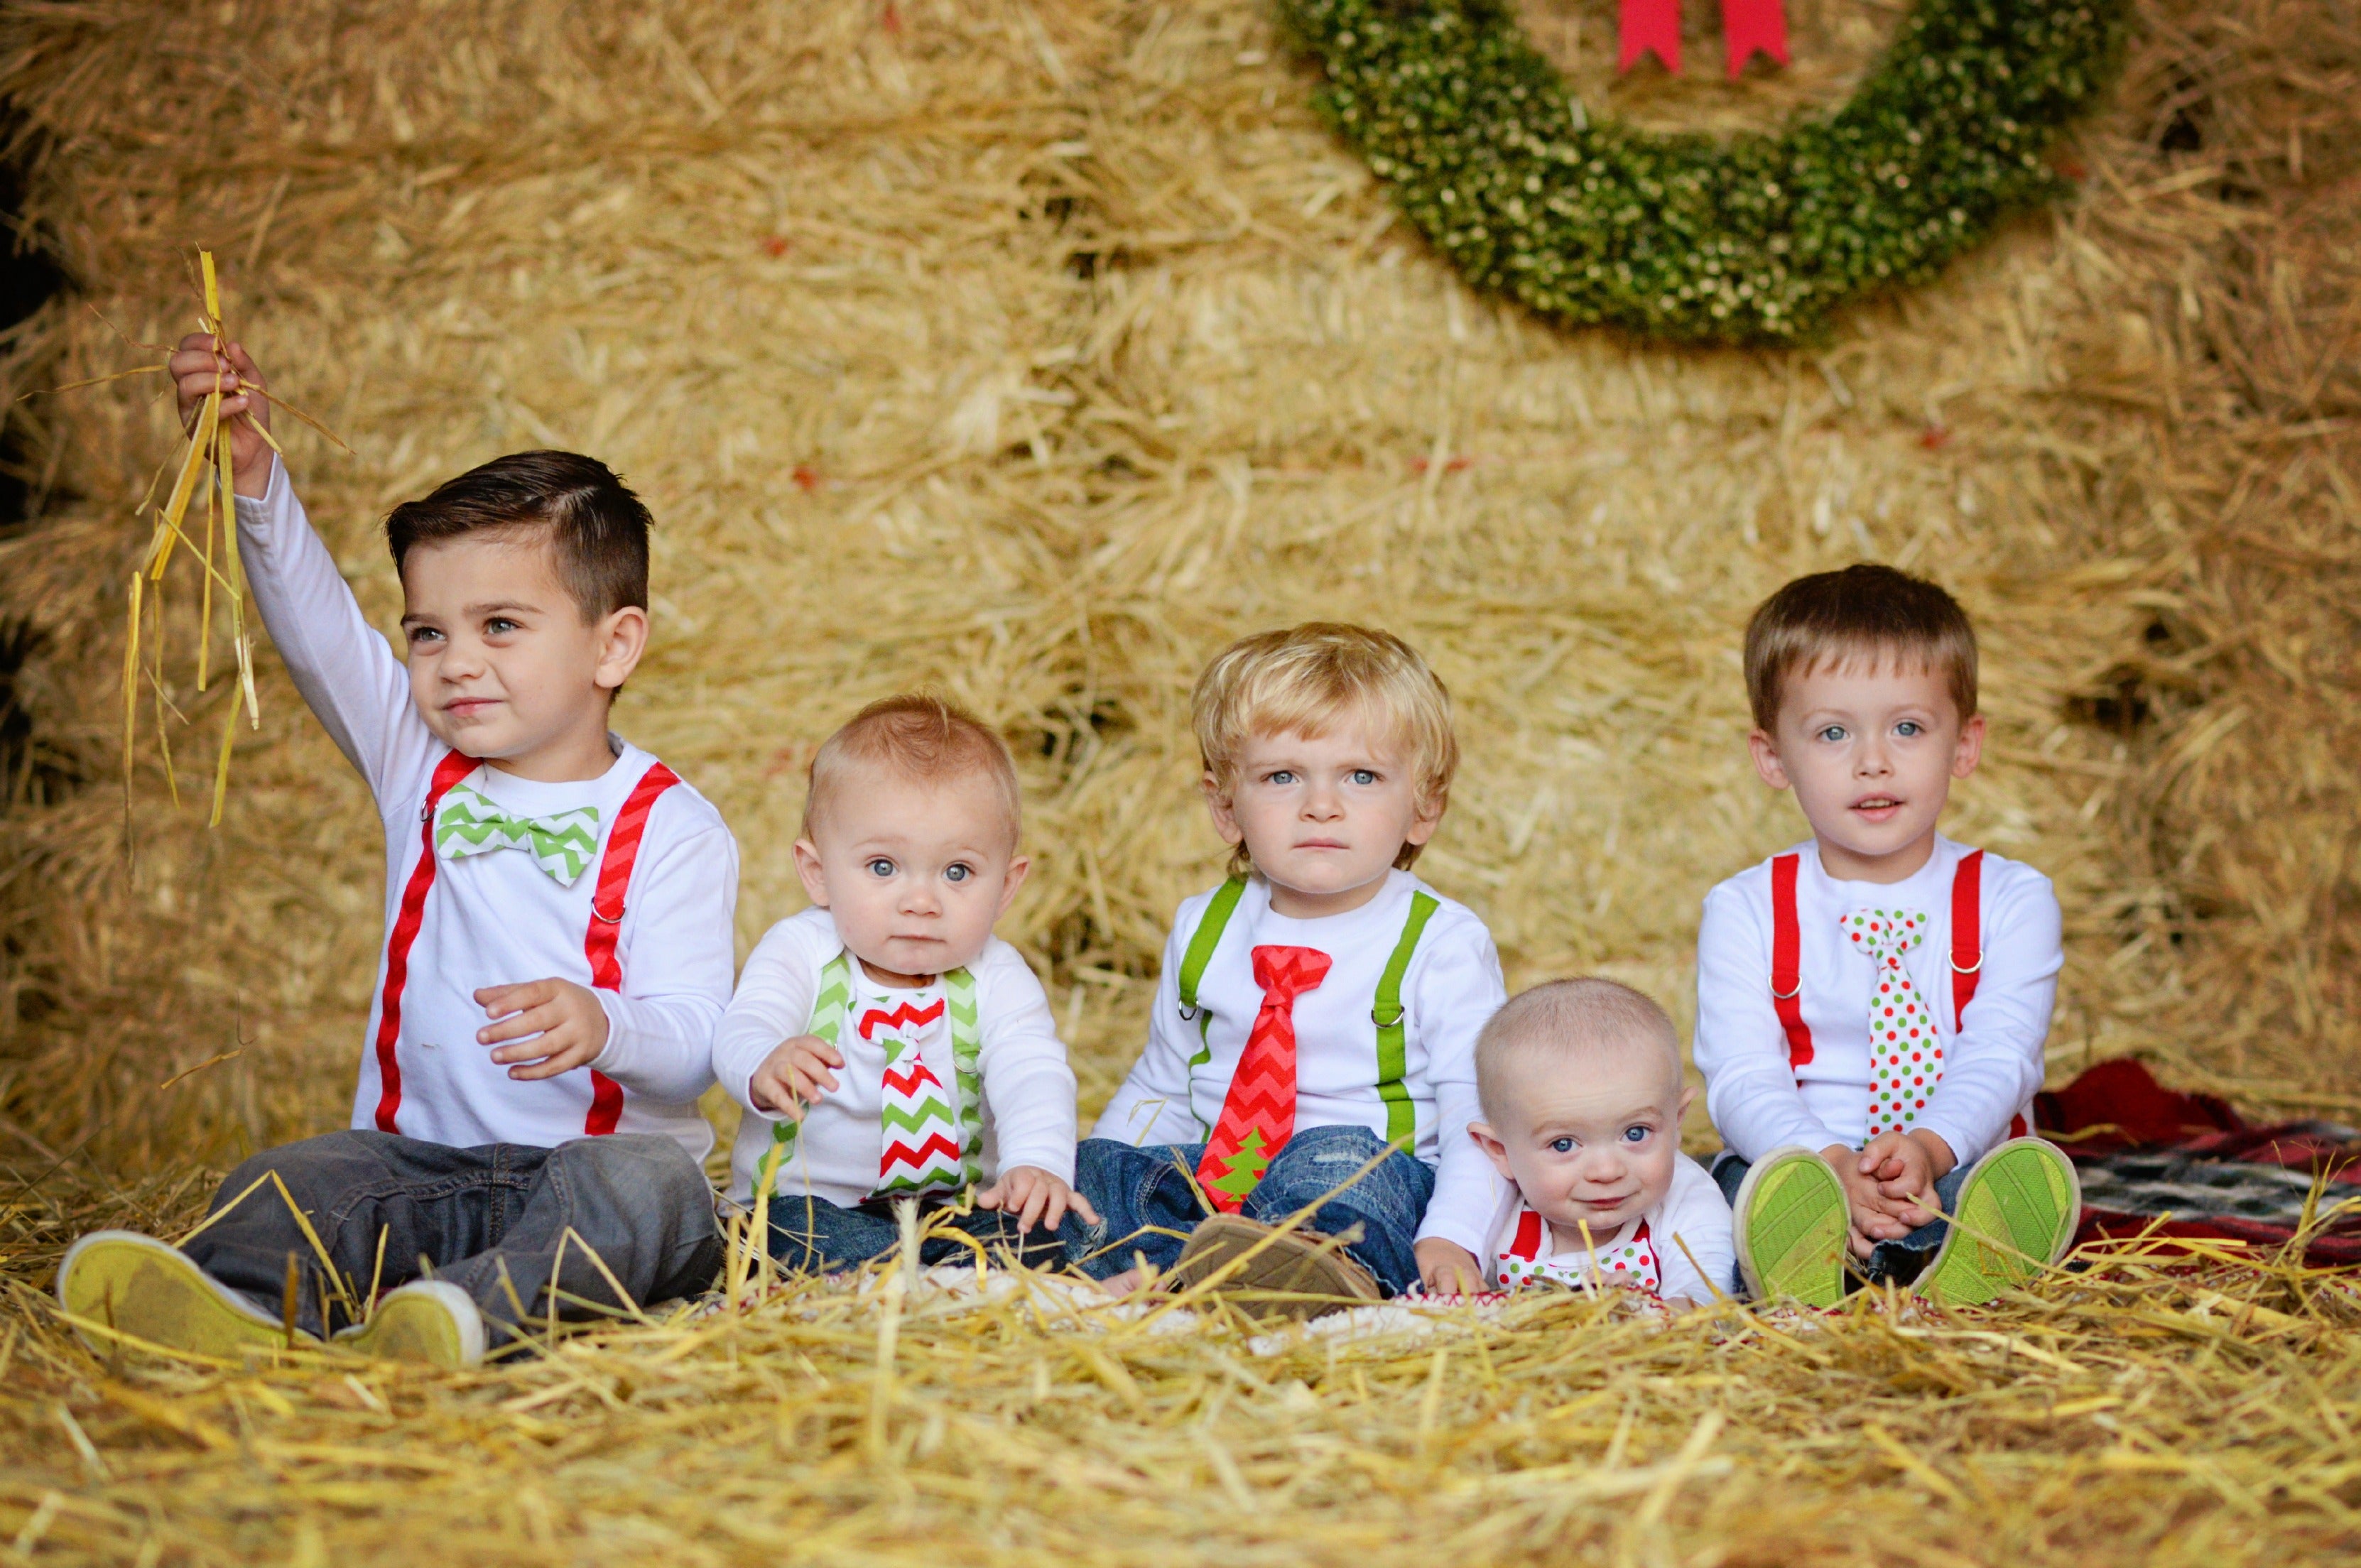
{"left": 1174, "top": 876, "right": 1435, "bottom": 1147}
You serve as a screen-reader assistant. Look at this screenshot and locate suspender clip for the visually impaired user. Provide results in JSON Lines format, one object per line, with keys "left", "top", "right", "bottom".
{"left": 1769, "top": 978, "right": 1801, "bottom": 1000}
{"left": 1950, "top": 951, "right": 1985, "bottom": 974}
{"left": 1176, "top": 1003, "right": 1200, "bottom": 1022}
{"left": 1371, "top": 1003, "right": 1405, "bottom": 1028}
{"left": 591, "top": 897, "right": 626, "bottom": 925}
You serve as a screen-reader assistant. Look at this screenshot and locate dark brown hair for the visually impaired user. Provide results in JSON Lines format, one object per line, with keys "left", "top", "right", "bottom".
{"left": 385, "top": 450, "right": 651, "bottom": 621}
{"left": 1743, "top": 564, "right": 1977, "bottom": 732}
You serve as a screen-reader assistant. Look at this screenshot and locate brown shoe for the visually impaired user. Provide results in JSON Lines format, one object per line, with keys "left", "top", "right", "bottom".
{"left": 1168, "top": 1214, "right": 1382, "bottom": 1322}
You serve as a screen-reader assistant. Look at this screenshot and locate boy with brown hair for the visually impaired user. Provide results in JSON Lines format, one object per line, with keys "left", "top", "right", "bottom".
{"left": 1695, "top": 565, "right": 2081, "bottom": 1307}
{"left": 57, "top": 336, "right": 734, "bottom": 1364}
{"left": 711, "top": 693, "right": 1095, "bottom": 1271}
{"left": 1075, "top": 624, "right": 1508, "bottom": 1314}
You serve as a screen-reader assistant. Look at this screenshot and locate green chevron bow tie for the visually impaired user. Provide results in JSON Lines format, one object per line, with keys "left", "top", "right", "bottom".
{"left": 431, "top": 781, "right": 602, "bottom": 886}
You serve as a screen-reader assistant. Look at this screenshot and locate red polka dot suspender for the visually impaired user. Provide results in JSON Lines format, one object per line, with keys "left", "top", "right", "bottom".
{"left": 1767, "top": 848, "right": 2025, "bottom": 1138}
{"left": 371, "top": 752, "right": 680, "bottom": 1138}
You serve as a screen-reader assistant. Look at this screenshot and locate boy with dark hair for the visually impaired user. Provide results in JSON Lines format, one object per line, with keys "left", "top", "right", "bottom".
{"left": 1697, "top": 564, "right": 2081, "bottom": 1308}
{"left": 56, "top": 337, "right": 735, "bottom": 1364}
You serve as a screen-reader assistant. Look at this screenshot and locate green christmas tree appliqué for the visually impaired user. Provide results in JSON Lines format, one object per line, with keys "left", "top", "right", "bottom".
{"left": 1205, "top": 1128, "right": 1273, "bottom": 1204}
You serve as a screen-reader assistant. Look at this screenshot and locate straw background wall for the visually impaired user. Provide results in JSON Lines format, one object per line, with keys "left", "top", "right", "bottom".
{"left": 0, "top": 0, "right": 2355, "bottom": 1562}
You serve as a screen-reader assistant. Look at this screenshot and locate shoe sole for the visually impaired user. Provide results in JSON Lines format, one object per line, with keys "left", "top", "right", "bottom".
{"left": 1914, "top": 1138, "right": 2082, "bottom": 1307}
{"left": 1168, "top": 1214, "right": 1381, "bottom": 1322}
{"left": 1732, "top": 1147, "right": 1850, "bottom": 1308}
{"left": 334, "top": 1280, "right": 486, "bottom": 1368}
{"left": 55, "top": 1231, "right": 311, "bottom": 1359}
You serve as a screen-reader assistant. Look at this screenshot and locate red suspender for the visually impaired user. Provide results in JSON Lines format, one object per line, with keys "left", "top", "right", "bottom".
{"left": 1948, "top": 849, "right": 1984, "bottom": 1029}
{"left": 1508, "top": 1208, "right": 1544, "bottom": 1261}
{"left": 1774, "top": 847, "right": 2026, "bottom": 1137}
{"left": 580, "top": 763, "right": 681, "bottom": 1136}
{"left": 1769, "top": 853, "right": 1815, "bottom": 1068}
{"left": 1947, "top": 849, "right": 2024, "bottom": 1136}
{"left": 374, "top": 750, "right": 481, "bottom": 1133}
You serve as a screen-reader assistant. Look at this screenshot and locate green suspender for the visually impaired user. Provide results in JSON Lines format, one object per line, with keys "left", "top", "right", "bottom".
{"left": 1174, "top": 876, "right": 1436, "bottom": 1150}
{"left": 1371, "top": 891, "right": 1440, "bottom": 1148}
{"left": 943, "top": 966, "right": 984, "bottom": 1185}
{"left": 753, "top": 951, "right": 985, "bottom": 1201}
{"left": 1176, "top": 875, "right": 1249, "bottom": 1133}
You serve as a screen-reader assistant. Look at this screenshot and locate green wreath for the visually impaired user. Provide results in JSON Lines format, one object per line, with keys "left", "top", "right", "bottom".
{"left": 1278, "top": 0, "right": 2129, "bottom": 344}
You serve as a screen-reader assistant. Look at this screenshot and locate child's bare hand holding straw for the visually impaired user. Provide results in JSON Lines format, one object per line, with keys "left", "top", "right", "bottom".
{"left": 169, "top": 333, "right": 272, "bottom": 498}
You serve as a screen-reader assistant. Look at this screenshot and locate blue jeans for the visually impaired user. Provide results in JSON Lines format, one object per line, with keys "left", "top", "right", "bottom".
{"left": 760, "top": 1191, "right": 1080, "bottom": 1274}
{"left": 185, "top": 1131, "right": 724, "bottom": 1347}
{"left": 1072, "top": 1124, "right": 1435, "bottom": 1296}
{"left": 1711, "top": 1148, "right": 1971, "bottom": 1294}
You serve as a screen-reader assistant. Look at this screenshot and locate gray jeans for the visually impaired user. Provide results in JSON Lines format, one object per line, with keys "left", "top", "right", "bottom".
{"left": 184, "top": 1130, "right": 723, "bottom": 1346}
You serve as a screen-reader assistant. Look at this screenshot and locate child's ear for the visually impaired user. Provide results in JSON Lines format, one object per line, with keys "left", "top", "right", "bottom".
{"left": 1678, "top": 1082, "right": 1698, "bottom": 1123}
{"left": 1950, "top": 712, "right": 1987, "bottom": 780}
{"left": 1403, "top": 787, "right": 1446, "bottom": 847}
{"left": 791, "top": 839, "right": 831, "bottom": 909}
{"left": 994, "top": 854, "right": 1031, "bottom": 920}
{"left": 1745, "top": 728, "right": 1791, "bottom": 791}
{"left": 1201, "top": 771, "right": 1245, "bottom": 847}
{"left": 1469, "top": 1121, "right": 1517, "bottom": 1184}
{"left": 593, "top": 605, "right": 650, "bottom": 692}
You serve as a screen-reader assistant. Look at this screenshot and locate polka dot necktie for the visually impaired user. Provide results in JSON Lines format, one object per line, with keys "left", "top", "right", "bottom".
{"left": 1845, "top": 908, "right": 1943, "bottom": 1138}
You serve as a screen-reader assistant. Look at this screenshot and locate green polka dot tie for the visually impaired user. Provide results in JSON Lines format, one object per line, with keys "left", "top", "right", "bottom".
{"left": 1845, "top": 908, "right": 1943, "bottom": 1137}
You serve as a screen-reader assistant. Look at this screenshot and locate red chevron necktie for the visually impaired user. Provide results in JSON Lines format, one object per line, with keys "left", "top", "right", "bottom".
{"left": 1196, "top": 945, "right": 1331, "bottom": 1212}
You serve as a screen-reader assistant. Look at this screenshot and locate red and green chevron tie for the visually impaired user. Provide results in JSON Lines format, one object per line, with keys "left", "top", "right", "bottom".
{"left": 1196, "top": 944, "right": 1330, "bottom": 1212}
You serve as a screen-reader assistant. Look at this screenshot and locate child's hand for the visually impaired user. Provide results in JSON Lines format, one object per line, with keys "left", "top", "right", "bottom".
{"left": 475, "top": 979, "right": 610, "bottom": 1079}
{"left": 168, "top": 334, "right": 273, "bottom": 498}
{"left": 748, "top": 1035, "right": 842, "bottom": 1119}
{"left": 1414, "top": 1237, "right": 1485, "bottom": 1295}
{"left": 1857, "top": 1129, "right": 1956, "bottom": 1230}
{"left": 1820, "top": 1144, "right": 1921, "bottom": 1258}
{"left": 975, "top": 1166, "right": 1100, "bottom": 1232}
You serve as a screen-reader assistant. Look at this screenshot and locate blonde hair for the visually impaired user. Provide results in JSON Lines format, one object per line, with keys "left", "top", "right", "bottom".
{"left": 803, "top": 693, "right": 1022, "bottom": 846}
{"left": 1475, "top": 979, "right": 1681, "bottom": 1127}
{"left": 1744, "top": 564, "right": 1978, "bottom": 733}
{"left": 1192, "top": 623, "right": 1458, "bottom": 873}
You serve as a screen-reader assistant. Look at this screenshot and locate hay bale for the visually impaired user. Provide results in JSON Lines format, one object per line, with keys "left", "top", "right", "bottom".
{"left": 0, "top": 0, "right": 2356, "bottom": 1555}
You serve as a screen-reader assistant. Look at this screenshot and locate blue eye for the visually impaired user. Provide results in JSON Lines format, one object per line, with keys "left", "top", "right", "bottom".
{"left": 945, "top": 864, "right": 971, "bottom": 883}
{"left": 1894, "top": 720, "right": 1923, "bottom": 737}
{"left": 1266, "top": 770, "right": 1297, "bottom": 785}
{"left": 1622, "top": 1126, "right": 1649, "bottom": 1144}
{"left": 867, "top": 859, "right": 896, "bottom": 878}
{"left": 1548, "top": 1137, "right": 1576, "bottom": 1154}
{"left": 1350, "top": 769, "right": 1377, "bottom": 785}
{"left": 485, "top": 618, "right": 521, "bottom": 636}
{"left": 1818, "top": 725, "right": 1847, "bottom": 743}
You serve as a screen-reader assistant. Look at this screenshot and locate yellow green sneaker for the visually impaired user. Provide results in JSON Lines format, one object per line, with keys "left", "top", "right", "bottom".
{"left": 55, "top": 1230, "right": 313, "bottom": 1359}
{"left": 1914, "top": 1137, "right": 2081, "bottom": 1307}
{"left": 332, "top": 1280, "right": 485, "bottom": 1368}
{"left": 1732, "top": 1147, "right": 1852, "bottom": 1307}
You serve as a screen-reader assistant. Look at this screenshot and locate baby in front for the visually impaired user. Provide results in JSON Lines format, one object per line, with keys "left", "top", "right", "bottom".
{"left": 1470, "top": 979, "right": 1732, "bottom": 1307}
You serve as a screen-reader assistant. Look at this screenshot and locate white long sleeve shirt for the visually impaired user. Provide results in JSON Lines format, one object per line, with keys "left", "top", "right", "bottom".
{"left": 1480, "top": 1153, "right": 1732, "bottom": 1304}
{"left": 236, "top": 460, "right": 737, "bottom": 1160}
{"left": 1693, "top": 836, "right": 2061, "bottom": 1167}
{"left": 712, "top": 907, "right": 1080, "bottom": 1207}
{"left": 1092, "top": 870, "right": 1509, "bottom": 1257}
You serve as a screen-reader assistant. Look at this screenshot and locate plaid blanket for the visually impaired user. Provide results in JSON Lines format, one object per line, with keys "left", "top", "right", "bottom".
{"left": 2036, "top": 1058, "right": 2361, "bottom": 1264}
